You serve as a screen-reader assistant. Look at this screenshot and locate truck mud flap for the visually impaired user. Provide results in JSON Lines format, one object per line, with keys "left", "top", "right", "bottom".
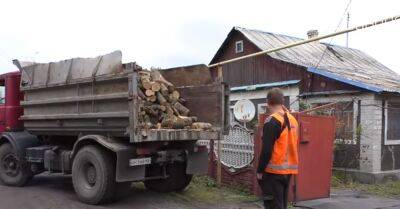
{"left": 186, "top": 149, "right": 208, "bottom": 175}
{"left": 115, "top": 147, "right": 146, "bottom": 182}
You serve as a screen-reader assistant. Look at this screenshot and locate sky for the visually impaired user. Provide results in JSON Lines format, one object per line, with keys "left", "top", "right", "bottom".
{"left": 0, "top": 0, "right": 399, "bottom": 74}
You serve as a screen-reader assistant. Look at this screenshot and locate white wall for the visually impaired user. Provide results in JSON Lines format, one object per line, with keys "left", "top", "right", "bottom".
{"left": 230, "top": 85, "right": 300, "bottom": 111}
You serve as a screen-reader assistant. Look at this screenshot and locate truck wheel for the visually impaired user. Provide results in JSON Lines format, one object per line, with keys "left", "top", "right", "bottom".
{"left": 144, "top": 162, "right": 192, "bottom": 193}
{"left": 72, "top": 145, "right": 116, "bottom": 205}
{"left": 0, "top": 143, "right": 32, "bottom": 186}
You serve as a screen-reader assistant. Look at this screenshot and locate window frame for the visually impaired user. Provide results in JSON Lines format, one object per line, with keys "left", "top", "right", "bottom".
{"left": 384, "top": 100, "right": 400, "bottom": 145}
{"left": 235, "top": 40, "right": 243, "bottom": 53}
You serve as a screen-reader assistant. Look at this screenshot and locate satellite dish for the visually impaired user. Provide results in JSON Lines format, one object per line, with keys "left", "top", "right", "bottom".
{"left": 233, "top": 99, "right": 255, "bottom": 123}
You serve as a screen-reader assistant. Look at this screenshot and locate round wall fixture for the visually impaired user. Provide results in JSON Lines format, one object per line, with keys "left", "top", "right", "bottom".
{"left": 233, "top": 99, "right": 256, "bottom": 123}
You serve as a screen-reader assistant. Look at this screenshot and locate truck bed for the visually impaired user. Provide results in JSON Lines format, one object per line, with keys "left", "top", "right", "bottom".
{"left": 19, "top": 51, "right": 229, "bottom": 142}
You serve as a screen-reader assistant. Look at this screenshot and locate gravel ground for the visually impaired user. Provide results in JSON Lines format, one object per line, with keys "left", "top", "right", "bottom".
{"left": 0, "top": 174, "right": 261, "bottom": 209}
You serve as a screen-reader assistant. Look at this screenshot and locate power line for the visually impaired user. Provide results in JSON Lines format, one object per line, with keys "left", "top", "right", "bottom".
{"left": 313, "top": 0, "right": 353, "bottom": 69}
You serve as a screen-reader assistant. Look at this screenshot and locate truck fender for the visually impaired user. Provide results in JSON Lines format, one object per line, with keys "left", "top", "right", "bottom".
{"left": 71, "top": 135, "right": 145, "bottom": 182}
{"left": 0, "top": 131, "right": 41, "bottom": 158}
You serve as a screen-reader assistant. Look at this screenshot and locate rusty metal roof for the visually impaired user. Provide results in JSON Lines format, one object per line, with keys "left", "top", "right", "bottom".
{"left": 233, "top": 27, "right": 400, "bottom": 93}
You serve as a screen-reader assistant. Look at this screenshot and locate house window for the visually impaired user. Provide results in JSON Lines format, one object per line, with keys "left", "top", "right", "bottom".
{"left": 235, "top": 40, "right": 243, "bottom": 53}
{"left": 384, "top": 101, "right": 400, "bottom": 145}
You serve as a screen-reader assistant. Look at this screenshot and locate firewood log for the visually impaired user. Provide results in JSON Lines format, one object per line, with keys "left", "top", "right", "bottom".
{"left": 156, "top": 92, "right": 167, "bottom": 105}
{"left": 165, "top": 105, "right": 174, "bottom": 116}
{"left": 173, "top": 102, "right": 190, "bottom": 116}
{"left": 141, "top": 78, "right": 152, "bottom": 90}
{"left": 151, "top": 70, "right": 173, "bottom": 87}
{"left": 167, "top": 85, "right": 175, "bottom": 93}
{"left": 171, "top": 90, "right": 180, "bottom": 101}
{"left": 151, "top": 82, "right": 161, "bottom": 92}
{"left": 142, "top": 106, "right": 159, "bottom": 117}
{"left": 191, "top": 122, "right": 212, "bottom": 130}
{"left": 138, "top": 70, "right": 151, "bottom": 77}
{"left": 138, "top": 88, "right": 146, "bottom": 99}
{"left": 147, "top": 95, "right": 157, "bottom": 102}
{"left": 172, "top": 106, "right": 180, "bottom": 116}
{"left": 178, "top": 97, "right": 186, "bottom": 104}
{"left": 149, "top": 104, "right": 166, "bottom": 112}
{"left": 145, "top": 89, "right": 155, "bottom": 96}
{"left": 159, "top": 83, "right": 169, "bottom": 95}
{"left": 190, "top": 116, "right": 198, "bottom": 122}
{"left": 161, "top": 115, "right": 194, "bottom": 129}
{"left": 174, "top": 116, "right": 194, "bottom": 128}
{"left": 137, "top": 69, "right": 213, "bottom": 131}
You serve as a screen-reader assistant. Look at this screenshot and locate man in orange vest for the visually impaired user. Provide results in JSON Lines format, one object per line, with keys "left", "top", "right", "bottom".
{"left": 257, "top": 88, "right": 299, "bottom": 209}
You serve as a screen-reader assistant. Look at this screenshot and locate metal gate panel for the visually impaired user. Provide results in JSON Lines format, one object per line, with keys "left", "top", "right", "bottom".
{"left": 294, "top": 113, "right": 335, "bottom": 201}
{"left": 214, "top": 124, "right": 254, "bottom": 171}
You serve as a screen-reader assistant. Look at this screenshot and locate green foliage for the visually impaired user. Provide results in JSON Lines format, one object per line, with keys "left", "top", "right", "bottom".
{"left": 299, "top": 101, "right": 311, "bottom": 111}
{"left": 172, "top": 175, "right": 258, "bottom": 203}
{"left": 332, "top": 172, "right": 400, "bottom": 198}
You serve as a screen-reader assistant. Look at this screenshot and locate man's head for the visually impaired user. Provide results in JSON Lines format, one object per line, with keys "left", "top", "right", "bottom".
{"left": 267, "top": 88, "right": 284, "bottom": 107}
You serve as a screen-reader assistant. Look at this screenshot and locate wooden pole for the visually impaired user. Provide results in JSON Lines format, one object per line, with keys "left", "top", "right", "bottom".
{"left": 216, "top": 66, "right": 223, "bottom": 187}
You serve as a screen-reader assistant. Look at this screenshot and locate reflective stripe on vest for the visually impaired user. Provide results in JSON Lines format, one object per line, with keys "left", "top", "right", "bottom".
{"left": 266, "top": 163, "right": 298, "bottom": 170}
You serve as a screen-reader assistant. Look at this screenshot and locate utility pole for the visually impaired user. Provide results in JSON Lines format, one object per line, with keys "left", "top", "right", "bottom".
{"left": 346, "top": 12, "right": 350, "bottom": 47}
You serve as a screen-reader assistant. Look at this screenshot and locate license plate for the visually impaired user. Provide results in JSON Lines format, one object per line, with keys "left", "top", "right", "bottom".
{"left": 129, "top": 157, "right": 151, "bottom": 166}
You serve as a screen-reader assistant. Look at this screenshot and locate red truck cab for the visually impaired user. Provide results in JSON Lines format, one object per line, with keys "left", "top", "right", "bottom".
{"left": 0, "top": 72, "right": 23, "bottom": 132}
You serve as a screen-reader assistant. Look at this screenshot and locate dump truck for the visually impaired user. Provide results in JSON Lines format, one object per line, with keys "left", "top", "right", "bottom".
{"left": 0, "top": 51, "right": 229, "bottom": 204}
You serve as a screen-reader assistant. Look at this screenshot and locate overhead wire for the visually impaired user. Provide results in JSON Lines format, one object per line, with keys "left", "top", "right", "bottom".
{"left": 313, "top": 0, "right": 353, "bottom": 68}
{"left": 289, "top": 0, "right": 352, "bottom": 110}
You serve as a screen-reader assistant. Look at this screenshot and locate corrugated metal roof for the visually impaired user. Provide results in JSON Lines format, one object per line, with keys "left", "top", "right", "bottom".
{"left": 230, "top": 80, "right": 300, "bottom": 92}
{"left": 234, "top": 27, "right": 400, "bottom": 93}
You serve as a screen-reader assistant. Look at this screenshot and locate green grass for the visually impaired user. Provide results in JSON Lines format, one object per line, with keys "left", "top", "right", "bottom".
{"left": 169, "top": 175, "right": 258, "bottom": 204}
{"left": 331, "top": 173, "right": 400, "bottom": 198}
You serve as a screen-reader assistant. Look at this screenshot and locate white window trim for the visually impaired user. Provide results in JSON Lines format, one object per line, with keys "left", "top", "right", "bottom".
{"left": 384, "top": 100, "right": 400, "bottom": 145}
{"left": 235, "top": 40, "right": 243, "bottom": 53}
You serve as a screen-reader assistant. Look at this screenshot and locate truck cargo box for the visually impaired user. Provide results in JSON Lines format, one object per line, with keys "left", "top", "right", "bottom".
{"left": 18, "top": 51, "right": 229, "bottom": 143}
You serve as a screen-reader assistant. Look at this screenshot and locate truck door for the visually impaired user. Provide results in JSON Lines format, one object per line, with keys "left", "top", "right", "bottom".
{"left": 0, "top": 79, "right": 6, "bottom": 132}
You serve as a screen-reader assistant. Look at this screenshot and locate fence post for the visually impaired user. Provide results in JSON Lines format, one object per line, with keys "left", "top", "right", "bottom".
{"left": 216, "top": 65, "right": 223, "bottom": 186}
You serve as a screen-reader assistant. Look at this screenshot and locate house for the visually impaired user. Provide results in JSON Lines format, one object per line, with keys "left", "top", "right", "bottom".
{"left": 209, "top": 26, "right": 400, "bottom": 183}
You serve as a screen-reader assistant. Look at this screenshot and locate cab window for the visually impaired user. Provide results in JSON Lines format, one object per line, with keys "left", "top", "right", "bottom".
{"left": 0, "top": 86, "right": 5, "bottom": 104}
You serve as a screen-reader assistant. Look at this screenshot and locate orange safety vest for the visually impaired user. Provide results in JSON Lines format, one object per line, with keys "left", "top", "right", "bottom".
{"left": 264, "top": 112, "right": 299, "bottom": 175}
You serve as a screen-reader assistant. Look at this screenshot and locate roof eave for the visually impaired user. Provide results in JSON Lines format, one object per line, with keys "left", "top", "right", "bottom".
{"left": 307, "top": 67, "right": 384, "bottom": 93}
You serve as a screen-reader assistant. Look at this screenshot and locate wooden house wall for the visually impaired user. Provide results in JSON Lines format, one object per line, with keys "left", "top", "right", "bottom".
{"left": 210, "top": 30, "right": 359, "bottom": 94}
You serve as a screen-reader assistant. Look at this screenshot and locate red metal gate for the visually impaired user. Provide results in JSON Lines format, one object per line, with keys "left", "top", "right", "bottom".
{"left": 293, "top": 113, "right": 335, "bottom": 201}
{"left": 208, "top": 113, "right": 335, "bottom": 202}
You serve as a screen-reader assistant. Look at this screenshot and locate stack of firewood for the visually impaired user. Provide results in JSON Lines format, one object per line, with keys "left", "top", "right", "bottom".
{"left": 137, "top": 70, "right": 212, "bottom": 133}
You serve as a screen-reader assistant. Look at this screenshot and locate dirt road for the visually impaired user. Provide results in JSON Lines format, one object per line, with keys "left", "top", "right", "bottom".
{"left": 0, "top": 174, "right": 260, "bottom": 209}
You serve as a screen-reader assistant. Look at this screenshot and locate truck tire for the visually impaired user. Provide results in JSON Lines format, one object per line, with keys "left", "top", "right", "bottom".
{"left": 0, "top": 143, "right": 32, "bottom": 186}
{"left": 72, "top": 145, "right": 116, "bottom": 204}
{"left": 144, "top": 162, "right": 192, "bottom": 193}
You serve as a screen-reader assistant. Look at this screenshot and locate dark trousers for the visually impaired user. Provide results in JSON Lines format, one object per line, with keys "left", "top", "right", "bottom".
{"left": 258, "top": 173, "right": 292, "bottom": 209}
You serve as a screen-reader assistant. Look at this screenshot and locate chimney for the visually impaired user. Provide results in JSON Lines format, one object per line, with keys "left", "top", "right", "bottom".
{"left": 307, "top": 30, "right": 319, "bottom": 39}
